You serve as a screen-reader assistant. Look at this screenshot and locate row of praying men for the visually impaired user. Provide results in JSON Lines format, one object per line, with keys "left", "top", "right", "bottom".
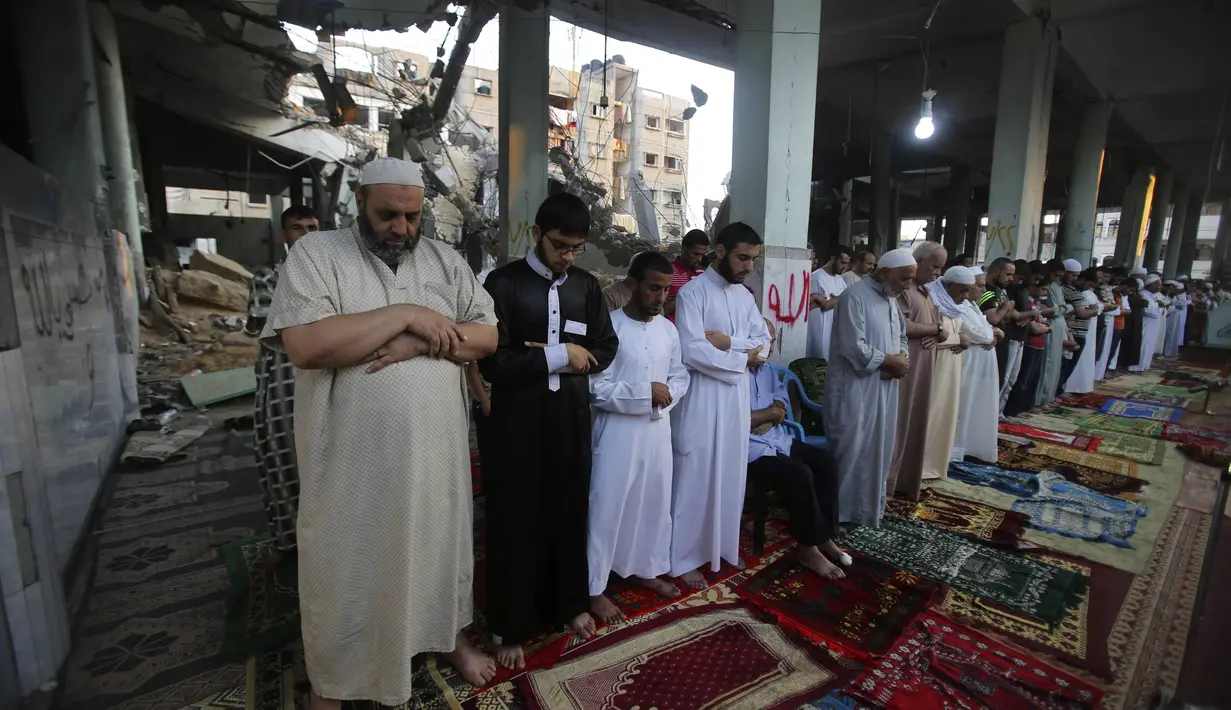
{"left": 810, "top": 243, "right": 1195, "bottom": 532}
{"left": 247, "top": 158, "right": 850, "bottom": 709}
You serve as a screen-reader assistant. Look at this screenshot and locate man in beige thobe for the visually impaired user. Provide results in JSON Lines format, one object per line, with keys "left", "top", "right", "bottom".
{"left": 887, "top": 242, "right": 948, "bottom": 501}
{"left": 262, "top": 158, "right": 499, "bottom": 709}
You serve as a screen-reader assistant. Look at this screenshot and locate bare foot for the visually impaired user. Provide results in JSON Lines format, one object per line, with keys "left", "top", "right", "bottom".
{"left": 799, "top": 546, "right": 845, "bottom": 580}
{"left": 492, "top": 642, "right": 525, "bottom": 671}
{"left": 444, "top": 632, "right": 497, "bottom": 687}
{"left": 635, "top": 576, "right": 681, "bottom": 599}
{"left": 589, "top": 594, "right": 625, "bottom": 625}
{"left": 734, "top": 557, "right": 747, "bottom": 570}
{"left": 680, "top": 569, "right": 707, "bottom": 590}
{"left": 821, "top": 540, "right": 852, "bottom": 566}
{"left": 308, "top": 691, "right": 342, "bottom": 710}
{"left": 569, "top": 612, "right": 597, "bottom": 639}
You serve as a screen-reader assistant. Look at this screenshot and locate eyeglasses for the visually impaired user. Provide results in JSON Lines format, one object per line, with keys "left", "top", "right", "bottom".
{"left": 545, "top": 233, "right": 587, "bottom": 256}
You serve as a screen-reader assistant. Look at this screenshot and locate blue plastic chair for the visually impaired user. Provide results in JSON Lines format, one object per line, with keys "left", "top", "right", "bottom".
{"left": 769, "top": 364, "right": 827, "bottom": 450}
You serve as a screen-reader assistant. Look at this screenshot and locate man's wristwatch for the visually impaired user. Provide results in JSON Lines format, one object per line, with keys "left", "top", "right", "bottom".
{"left": 935, "top": 323, "right": 942, "bottom": 337}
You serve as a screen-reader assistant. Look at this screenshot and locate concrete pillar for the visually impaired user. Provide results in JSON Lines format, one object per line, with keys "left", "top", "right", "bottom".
{"left": 497, "top": 0, "right": 548, "bottom": 264}
{"left": 1176, "top": 190, "right": 1204, "bottom": 278}
{"left": 837, "top": 179, "right": 854, "bottom": 246}
{"left": 868, "top": 133, "right": 892, "bottom": 254}
{"left": 15, "top": 0, "right": 108, "bottom": 228}
{"left": 1162, "top": 184, "right": 1190, "bottom": 280}
{"left": 1058, "top": 102, "right": 1111, "bottom": 267}
{"left": 730, "top": 0, "right": 820, "bottom": 363}
{"left": 928, "top": 210, "right": 945, "bottom": 243}
{"left": 965, "top": 210, "right": 982, "bottom": 257}
{"left": 1212, "top": 198, "right": 1231, "bottom": 280}
{"left": 943, "top": 165, "right": 971, "bottom": 255}
{"left": 984, "top": 18, "right": 1059, "bottom": 260}
{"left": 1113, "top": 167, "right": 1154, "bottom": 267}
{"left": 1141, "top": 168, "right": 1174, "bottom": 271}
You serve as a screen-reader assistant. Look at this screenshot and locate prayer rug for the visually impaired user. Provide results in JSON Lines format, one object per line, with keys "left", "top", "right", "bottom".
{"left": 1074, "top": 412, "right": 1166, "bottom": 438}
{"left": 1130, "top": 383, "right": 1200, "bottom": 398}
{"left": 1097, "top": 398, "right": 1184, "bottom": 421}
{"left": 219, "top": 534, "right": 301, "bottom": 661}
{"left": 1011, "top": 471, "right": 1148, "bottom": 548}
{"left": 518, "top": 605, "right": 850, "bottom": 710}
{"left": 885, "top": 488, "right": 1027, "bottom": 548}
{"left": 849, "top": 612, "right": 1103, "bottom": 710}
{"left": 994, "top": 440, "right": 1146, "bottom": 495}
{"left": 1076, "top": 427, "right": 1166, "bottom": 465}
{"left": 938, "top": 552, "right": 1131, "bottom": 680}
{"left": 999, "top": 422, "right": 1102, "bottom": 451}
{"left": 1118, "top": 390, "right": 1190, "bottom": 407}
{"left": 1059, "top": 392, "right": 1114, "bottom": 410}
{"left": 1005, "top": 439, "right": 1139, "bottom": 477}
{"left": 1163, "top": 421, "right": 1231, "bottom": 443}
{"left": 839, "top": 518, "right": 1087, "bottom": 625}
{"left": 733, "top": 551, "right": 942, "bottom": 657}
{"left": 948, "top": 461, "right": 1037, "bottom": 497}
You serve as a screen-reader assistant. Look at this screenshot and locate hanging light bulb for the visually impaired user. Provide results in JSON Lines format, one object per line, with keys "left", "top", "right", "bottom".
{"left": 915, "top": 89, "right": 937, "bottom": 140}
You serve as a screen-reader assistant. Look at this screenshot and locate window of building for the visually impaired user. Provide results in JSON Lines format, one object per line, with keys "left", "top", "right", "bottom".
{"left": 1202, "top": 202, "right": 1222, "bottom": 217}
{"left": 303, "top": 96, "right": 329, "bottom": 118}
{"left": 378, "top": 109, "right": 396, "bottom": 129}
{"left": 475, "top": 77, "right": 493, "bottom": 96}
{"left": 247, "top": 192, "right": 266, "bottom": 206}
{"left": 591, "top": 104, "right": 604, "bottom": 117}
{"left": 645, "top": 115, "right": 660, "bottom": 130}
{"left": 402, "top": 61, "right": 418, "bottom": 80}
{"left": 665, "top": 155, "right": 683, "bottom": 171}
{"left": 667, "top": 118, "right": 685, "bottom": 134}
{"left": 354, "top": 105, "right": 372, "bottom": 128}
{"left": 590, "top": 143, "right": 605, "bottom": 159}
{"left": 666, "top": 190, "right": 683, "bottom": 206}
{"left": 644, "top": 152, "right": 659, "bottom": 167}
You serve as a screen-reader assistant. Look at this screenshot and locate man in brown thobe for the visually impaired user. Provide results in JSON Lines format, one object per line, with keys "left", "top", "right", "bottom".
{"left": 887, "top": 242, "right": 948, "bottom": 501}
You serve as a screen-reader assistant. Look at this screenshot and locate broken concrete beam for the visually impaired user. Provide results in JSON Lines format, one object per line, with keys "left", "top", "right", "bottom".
{"left": 176, "top": 270, "right": 249, "bottom": 312}
{"left": 189, "top": 250, "right": 253, "bottom": 286}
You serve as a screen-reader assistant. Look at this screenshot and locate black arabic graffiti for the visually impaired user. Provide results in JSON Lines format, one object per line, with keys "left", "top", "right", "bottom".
{"left": 20, "top": 251, "right": 105, "bottom": 342}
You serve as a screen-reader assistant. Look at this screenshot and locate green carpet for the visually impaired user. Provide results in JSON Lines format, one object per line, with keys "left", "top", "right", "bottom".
{"left": 219, "top": 534, "right": 301, "bottom": 661}
{"left": 929, "top": 442, "right": 1185, "bottom": 574}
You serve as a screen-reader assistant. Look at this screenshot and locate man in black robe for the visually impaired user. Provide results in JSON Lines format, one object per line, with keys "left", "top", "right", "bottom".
{"left": 479, "top": 194, "right": 619, "bottom": 670}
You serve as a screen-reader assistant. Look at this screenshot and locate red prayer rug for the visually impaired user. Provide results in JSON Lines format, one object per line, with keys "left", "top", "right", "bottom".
{"left": 850, "top": 612, "right": 1103, "bottom": 710}
{"left": 519, "top": 604, "right": 850, "bottom": 710}
{"left": 733, "top": 552, "right": 942, "bottom": 658}
{"left": 999, "top": 423, "right": 1102, "bottom": 452}
{"left": 1058, "top": 392, "right": 1114, "bottom": 411}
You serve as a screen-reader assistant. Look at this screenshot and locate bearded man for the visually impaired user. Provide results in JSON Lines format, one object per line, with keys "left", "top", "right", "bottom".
{"left": 261, "top": 157, "right": 499, "bottom": 708}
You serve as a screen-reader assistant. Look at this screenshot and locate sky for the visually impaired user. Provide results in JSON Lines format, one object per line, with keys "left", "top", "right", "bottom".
{"left": 287, "top": 14, "right": 733, "bottom": 229}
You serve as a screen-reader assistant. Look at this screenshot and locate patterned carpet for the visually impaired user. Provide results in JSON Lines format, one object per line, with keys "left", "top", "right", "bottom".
{"left": 47, "top": 357, "right": 1228, "bottom": 710}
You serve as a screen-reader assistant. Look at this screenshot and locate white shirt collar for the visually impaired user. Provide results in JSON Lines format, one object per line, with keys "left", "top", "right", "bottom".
{"left": 526, "top": 248, "right": 568, "bottom": 285}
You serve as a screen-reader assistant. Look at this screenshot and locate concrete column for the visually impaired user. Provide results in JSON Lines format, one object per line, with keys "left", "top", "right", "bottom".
{"left": 1141, "top": 168, "right": 1174, "bottom": 271}
{"left": 943, "top": 165, "right": 971, "bottom": 254}
{"left": 1113, "top": 167, "right": 1154, "bottom": 267}
{"left": 497, "top": 0, "right": 548, "bottom": 264}
{"left": 965, "top": 210, "right": 982, "bottom": 257}
{"left": 984, "top": 18, "right": 1059, "bottom": 260}
{"left": 928, "top": 210, "right": 945, "bottom": 243}
{"left": 1212, "top": 198, "right": 1231, "bottom": 280}
{"left": 837, "top": 179, "right": 854, "bottom": 246}
{"left": 1058, "top": 102, "right": 1111, "bottom": 267}
{"left": 868, "top": 133, "right": 892, "bottom": 254}
{"left": 15, "top": 0, "right": 108, "bottom": 228}
{"left": 1176, "top": 190, "right": 1204, "bottom": 278}
{"left": 730, "top": 0, "right": 820, "bottom": 362}
{"left": 1162, "top": 184, "right": 1190, "bottom": 280}
{"left": 888, "top": 180, "right": 902, "bottom": 250}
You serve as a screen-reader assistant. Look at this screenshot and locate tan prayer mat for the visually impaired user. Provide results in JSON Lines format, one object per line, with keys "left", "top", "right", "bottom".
{"left": 1076, "top": 428, "right": 1167, "bottom": 466}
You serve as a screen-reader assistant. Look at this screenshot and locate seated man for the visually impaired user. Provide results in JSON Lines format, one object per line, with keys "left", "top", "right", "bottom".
{"left": 748, "top": 319, "right": 849, "bottom": 580}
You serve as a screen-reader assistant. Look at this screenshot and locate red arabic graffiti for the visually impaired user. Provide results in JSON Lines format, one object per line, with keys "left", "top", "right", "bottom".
{"left": 767, "top": 270, "right": 810, "bottom": 325}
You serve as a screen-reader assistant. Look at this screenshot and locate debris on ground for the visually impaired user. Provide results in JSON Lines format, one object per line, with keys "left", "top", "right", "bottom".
{"left": 180, "top": 367, "right": 258, "bottom": 408}
{"left": 119, "top": 413, "right": 212, "bottom": 467}
{"left": 189, "top": 250, "right": 254, "bottom": 286}
{"left": 175, "top": 269, "right": 249, "bottom": 312}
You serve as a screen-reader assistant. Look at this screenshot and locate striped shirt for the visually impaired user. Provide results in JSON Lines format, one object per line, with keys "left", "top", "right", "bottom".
{"left": 668, "top": 258, "right": 703, "bottom": 322}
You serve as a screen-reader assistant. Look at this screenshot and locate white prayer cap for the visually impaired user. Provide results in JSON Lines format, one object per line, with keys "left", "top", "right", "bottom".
{"left": 878, "top": 248, "right": 916, "bottom": 269}
{"left": 1177, "top": 283, "right": 1186, "bottom": 291}
{"left": 1063, "top": 258, "right": 1083, "bottom": 273}
{"left": 1145, "top": 274, "right": 1161, "bottom": 285}
{"left": 359, "top": 157, "right": 425, "bottom": 188}
{"left": 941, "top": 265, "right": 975, "bottom": 285}
{"left": 1131, "top": 267, "right": 1148, "bottom": 276}
{"left": 969, "top": 266, "right": 984, "bottom": 276}
{"left": 1179, "top": 274, "right": 1190, "bottom": 280}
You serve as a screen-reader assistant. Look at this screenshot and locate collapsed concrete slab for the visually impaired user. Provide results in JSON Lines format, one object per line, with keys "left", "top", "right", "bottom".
{"left": 176, "top": 269, "right": 249, "bottom": 312}
{"left": 189, "top": 250, "right": 253, "bottom": 286}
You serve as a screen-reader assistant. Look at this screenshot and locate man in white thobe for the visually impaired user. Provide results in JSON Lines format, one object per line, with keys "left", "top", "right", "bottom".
{"left": 952, "top": 267, "right": 1001, "bottom": 462}
{"left": 824, "top": 248, "right": 913, "bottom": 528}
{"left": 1131, "top": 274, "right": 1163, "bottom": 372}
{"left": 263, "top": 158, "right": 498, "bottom": 708}
{"left": 587, "top": 253, "right": 689, "bottom": 624}
{"left": 807, "top": 245, "right": 850, "bottom": 360}
{"left": 670, "top": 222, "right": 770, "bottom": 589}
{"left": 1164, "top": 282, "right": 1188, "bottom": 356}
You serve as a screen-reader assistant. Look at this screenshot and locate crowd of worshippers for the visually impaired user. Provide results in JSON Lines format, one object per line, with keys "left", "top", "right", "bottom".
{"left": 242, "top": 155, "right": 1210, "bottom": 710}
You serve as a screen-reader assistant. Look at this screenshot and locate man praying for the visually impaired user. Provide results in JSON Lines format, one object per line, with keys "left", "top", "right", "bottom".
{"left": 1130, "top": 274, "right": 1163, "bottom": 372}
{"left": 261, "top": 157, "right": 499, "bottom": 708}
{"left": 888, "top": 242, "right": 948, "bottom": 502}
{"left": 749, "top": 318, "right": 847, "bottom": 579}
{"left": 952, "top": 267, "right": 1001, "bottom": 462}
{"left": 807, "top": 245, "right": 850, "bottom": 359}
{"left": 842, "top": 248, "right": 877, "bottom": 287}
{"left": 669, "top": 222, "right": 770, "bottom": 590}
{"left": 921, "top": 265, "right": 973, "bottom": 480}
{"left": 479, "top": 194, "right": 620, "bottom": 668}
{"left": 587, "top": 252, "right": 689, "bottom": 625}
{"left": 825, "top": 248, "right": 913, "bottom": 527}
{"left": 666, "top": 229, "right": 710, "bottom": 320}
